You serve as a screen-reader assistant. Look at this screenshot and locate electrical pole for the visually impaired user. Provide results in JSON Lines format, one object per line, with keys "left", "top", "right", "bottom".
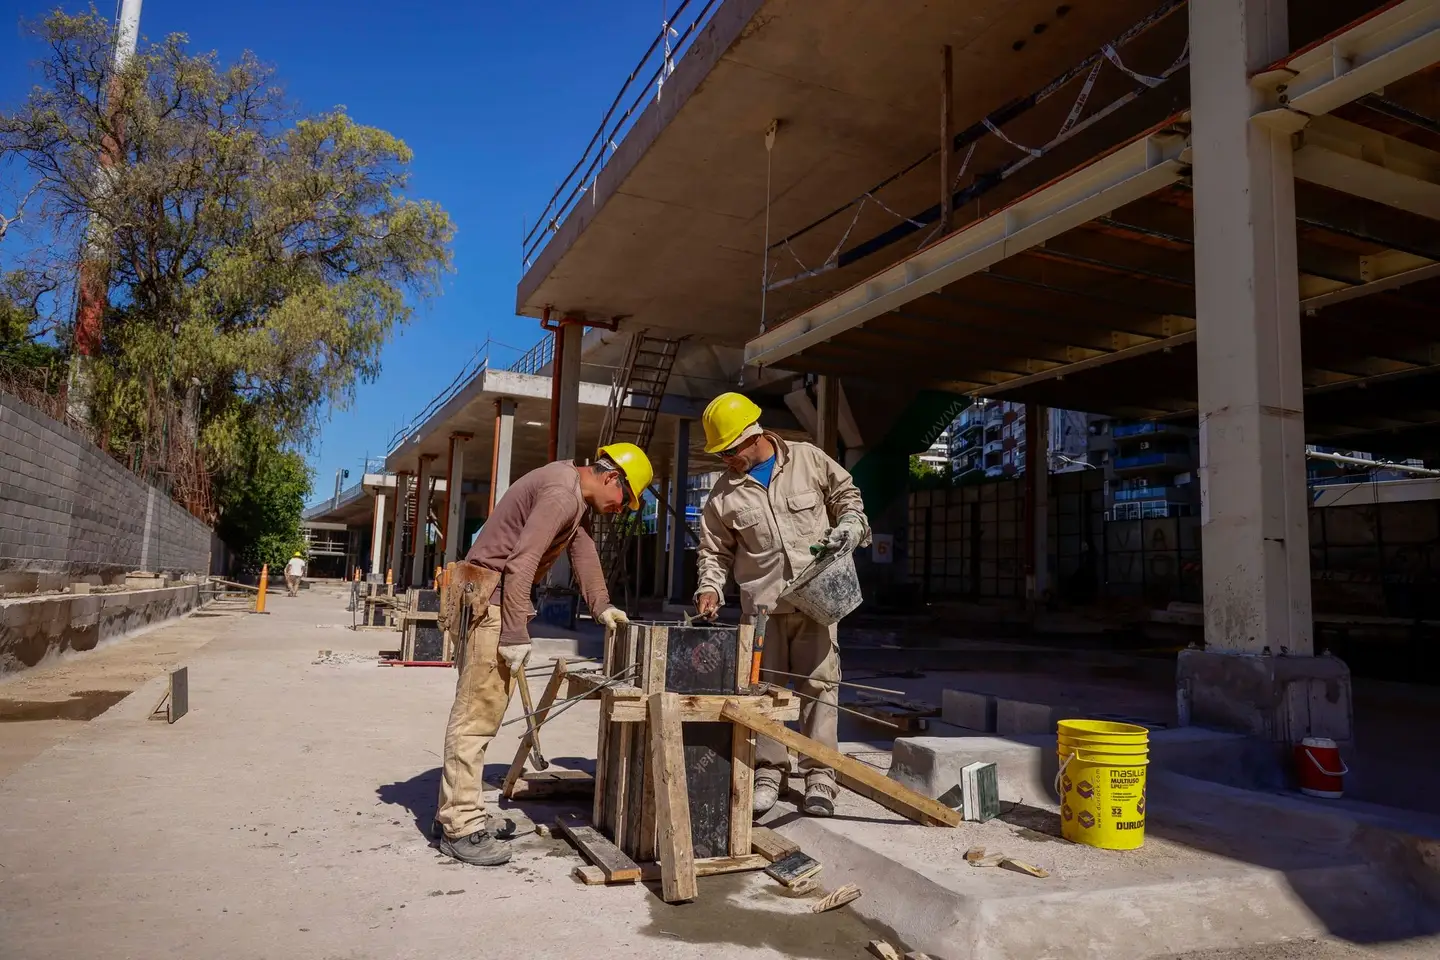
{"left": 67, "top": 0, "right": 144, "bottom": 425}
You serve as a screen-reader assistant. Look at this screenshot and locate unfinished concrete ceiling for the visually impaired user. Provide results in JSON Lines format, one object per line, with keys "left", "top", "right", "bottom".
{"left": 517, "top": 0, "right": 1187, "bottom": 346}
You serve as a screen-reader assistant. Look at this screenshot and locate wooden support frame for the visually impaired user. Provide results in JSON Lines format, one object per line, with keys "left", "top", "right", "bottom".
{"left": 501, "top": 658, "right": 571, "bottom": 798}
{"left": 650, "top": 692, "right": 698, "bottom": 902}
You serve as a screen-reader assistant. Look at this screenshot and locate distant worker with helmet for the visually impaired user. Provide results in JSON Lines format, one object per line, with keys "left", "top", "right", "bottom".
{"left": 695, "top": 392, "right": 869, "bottom": 818}
{"left": 284, "top": 552, "right": 306, "bottom": 597}
{"left": 435, "top": 442, "right": 653, "bottom": 867}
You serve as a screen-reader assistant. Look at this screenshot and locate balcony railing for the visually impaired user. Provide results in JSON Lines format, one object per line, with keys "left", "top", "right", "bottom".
{"left": 521, "top": 0, "right": 724, "bottom": 272}
{"left": 507, "top": 335, "right": 554, "bottom": 376}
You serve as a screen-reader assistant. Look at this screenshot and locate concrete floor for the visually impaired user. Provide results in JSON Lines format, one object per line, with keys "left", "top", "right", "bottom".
{"left": 1, "top": 588, "right": 1436, "bottom": 959}
{"left": 0, "top": 588, "right": 879, "bottom": 960}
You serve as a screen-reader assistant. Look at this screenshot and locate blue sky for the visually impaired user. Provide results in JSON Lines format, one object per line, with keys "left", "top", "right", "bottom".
{"left": 0, "top": 1, "right": 665, "bottom": 504}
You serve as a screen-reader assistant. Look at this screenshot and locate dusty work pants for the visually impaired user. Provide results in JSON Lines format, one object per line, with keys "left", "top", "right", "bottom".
{"left": 284, "top": 573, "right": 300, "bottom": 597}
{"left": 436, "top": 606, "right": 516, "bottom": 840}
{"left": 754, "top": 611, "right": 839, "bottom": 788}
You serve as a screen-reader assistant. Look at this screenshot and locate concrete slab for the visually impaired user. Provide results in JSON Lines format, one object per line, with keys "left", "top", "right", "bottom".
{"left": 940, "top": 688, "right": 995, "bottom": 731}
{"left": 772, "top": 745, "right": 1440, "bottom": 959}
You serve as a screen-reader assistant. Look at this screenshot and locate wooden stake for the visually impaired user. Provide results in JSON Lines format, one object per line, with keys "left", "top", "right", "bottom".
{"left": 720, "top": 701, "right": 962, "bottom": 827}
{"left": 650, "top": 692, "right": 698, "bottom": 902}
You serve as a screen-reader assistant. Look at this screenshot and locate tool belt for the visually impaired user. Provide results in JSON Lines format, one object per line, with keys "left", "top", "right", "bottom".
{"left": 439, "top": 561, "right": 501, "bottom": 640}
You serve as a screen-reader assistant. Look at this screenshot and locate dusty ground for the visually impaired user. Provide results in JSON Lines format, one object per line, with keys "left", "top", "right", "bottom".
{"left": 1, "top": 588, "right": 1436, "bottom": 960}
{"left": 0, "top": 589, "right": 880, "bottom": 960}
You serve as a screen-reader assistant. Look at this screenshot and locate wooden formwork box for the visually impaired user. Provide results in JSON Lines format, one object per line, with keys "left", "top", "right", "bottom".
{"left": 590, "top": 621, "right": 798, "bottom": 874}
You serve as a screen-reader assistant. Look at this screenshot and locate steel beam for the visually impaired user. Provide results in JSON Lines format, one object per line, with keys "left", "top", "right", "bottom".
{"left": 1251, "top": 0, "right": 1440, "bottom": 134}
{"left": 1293, "top": 115, "right": 1440, "bottom": 219}
{"left": 744, "top": 129, "right": 1191, "bottom": 369}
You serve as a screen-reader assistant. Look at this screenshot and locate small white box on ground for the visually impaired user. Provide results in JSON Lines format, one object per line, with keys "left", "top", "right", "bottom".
{"left": 942, "top": 689, "right": 997, "bottom": 731}
{"left": 962, "top": 761, "right": 999, "bottom": 822}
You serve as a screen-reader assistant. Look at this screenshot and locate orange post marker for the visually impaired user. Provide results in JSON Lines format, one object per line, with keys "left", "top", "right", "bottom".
{"left": 255, "top": 564, "right": 269, "bottom": 614}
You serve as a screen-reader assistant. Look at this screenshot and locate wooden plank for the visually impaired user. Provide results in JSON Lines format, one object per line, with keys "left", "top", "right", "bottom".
{"left": 572, "top": 854, "right": 769, "bottom": 885}
{"left": 730, "top": 723, "right": 754, "bottom": 857}
{"left": 555, "top": 812, "right": 641, "bottom": 882}
{"left": 501, "top": 659, "right": 569, "bottom": 798}
{"left": 506, "top": 769, "right": 593, "bottom": 800}
{"left": 750, "top": 826, "right": 799, "bottom": 862}
{"left": 613, "top": 723, "right": 634, "bottom": 850}
{"left": 721, "top": 702, "right": 963, "bottom": 827}
{"left": 606, "top": 693, "right": 799, "bottom": 723}
{"left": 635, "top": 624, "right": 667, "bottom": 862}
{"left": 650, "top": 692, "right": 698, "bottom": 903}
{"left": 764, "top": 851, "right": 823, "bottom": 887}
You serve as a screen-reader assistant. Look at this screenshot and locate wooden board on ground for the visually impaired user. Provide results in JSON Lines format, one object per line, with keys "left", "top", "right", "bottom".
{"left": 844, "top": 698, "right": 938, "bottom": 733}
{"left": 765, "top": 851, "right": 823, "bottom": 887}
{"left": 571, "top": 854, "right": 769, "bottom": 885}
{"left": 148, "top": 666, "right": 189, "bottom": 723}
{"left": 721, "top": 701, "right": 962, "bottom": 827}
{"left": 750, "top": 826, "right": 799, "bottom": 862}
{"left": 555, "top": 812, "right": 641, "bottom": 883}
{"left": 505, "top": 769, "right": 594, "bottom": 800}
{"left": 650, "top": 692, "right": 699, "bottom": 903}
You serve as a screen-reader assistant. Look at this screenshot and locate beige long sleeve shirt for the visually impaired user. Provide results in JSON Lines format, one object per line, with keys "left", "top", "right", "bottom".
{"left": 696, "top": 434, "right": 870, "bottom": 617}
{"left": 464, "top": 460, "right": 610, "bottom": 645}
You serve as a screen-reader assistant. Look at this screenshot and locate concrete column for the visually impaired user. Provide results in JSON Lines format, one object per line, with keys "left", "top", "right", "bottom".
{"left": 556, "top": 323, "right": 584, "bottom": 461}
{"left": 1179, "top": 0, "right": 1349, "bottom": 745}
{"left": 369, "top": 489, "right": 388, "bottom": 578}
{"left": 652, "top": 462, "right": 670, "bottom": 599}
{"left": 388, "top": 472, "right": 410, "bottom": 583}
{"left": 816, "top": 375, "right": 840, "bottom": 459}
{"left": 668, "top": 419, "right": 691, "bottom": 604}
{"left": 1025, "top": 403, "right": 1050, "bottom": 604}
{"left": 443, "top": 435, "right": 470, "bottom": 565}
{"left": 411, "top": 455, "right": 436, "bottom": 587}
{"left": 490, "top": 398, "right": 517, "bottom": 512}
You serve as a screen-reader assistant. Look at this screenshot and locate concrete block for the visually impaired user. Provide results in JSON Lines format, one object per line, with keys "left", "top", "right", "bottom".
{"left": 995, "top": 697, "right": 1062, "bottom": 736}
{"left": 941, "top": 689, "right": 996, "bottom": 731}
{"left": 1176, "top": 648, "right": 1353, "bottom": 742}
{"left": 889, "top": 735, "right": 1055, "bottom": 803}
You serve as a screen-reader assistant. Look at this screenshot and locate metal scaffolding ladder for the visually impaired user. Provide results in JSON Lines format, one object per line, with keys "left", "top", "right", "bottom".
{"left": 593, "top": 331, "right": 683, "bottom": 603}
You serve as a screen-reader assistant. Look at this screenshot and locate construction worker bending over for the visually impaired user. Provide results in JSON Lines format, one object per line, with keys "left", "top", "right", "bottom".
{"left": 284, "top": 552, "right": 305, "bottom": 597}
{"left": 694, "top": 393, "right": 869, "bottom": 818}
{"left": 436, "top": 444, "right": 652, "bottom": 866}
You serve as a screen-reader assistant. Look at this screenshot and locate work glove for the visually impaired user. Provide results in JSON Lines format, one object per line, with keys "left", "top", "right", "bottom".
{"left": 817, "top": 512, "right": 866, "bottom": 556}
{"left": 596, "top": 606, "right": 629, "bottom": 630}
{"left": 499, "top": 643, "right": 532, "bottom": 674}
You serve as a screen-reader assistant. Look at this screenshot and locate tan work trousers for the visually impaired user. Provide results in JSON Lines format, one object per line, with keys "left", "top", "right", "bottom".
{"left": 754, "top": 611, "right": 839, "bottom": 788}
{"left": 284, "top": 573, "right": 300, "bottom": 597}
{"left": 436, "top": 606, "right": 516, "bottom": 840}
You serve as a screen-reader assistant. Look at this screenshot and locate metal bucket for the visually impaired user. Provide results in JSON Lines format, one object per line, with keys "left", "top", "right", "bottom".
{"left": 783, "top": 549, "right": 862, "bottom": 626}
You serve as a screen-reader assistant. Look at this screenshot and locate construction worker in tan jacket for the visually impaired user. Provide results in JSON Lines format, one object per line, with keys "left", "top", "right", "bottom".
{"left": 436, "top": 443, "right": 652, "bottom": 867}
{"left": 694, "top": 392, "right": 869, "bottom": 817}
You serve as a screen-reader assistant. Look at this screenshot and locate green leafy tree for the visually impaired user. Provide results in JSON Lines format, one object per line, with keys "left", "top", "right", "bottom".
{"left": 0, "top": 10, "right": 453, "bottom": 543}
{"left": 215, "top": 444, "right": 311, "bottom": 575}
{"left": 909, "top": 454, "right": 950, "bottom": 489}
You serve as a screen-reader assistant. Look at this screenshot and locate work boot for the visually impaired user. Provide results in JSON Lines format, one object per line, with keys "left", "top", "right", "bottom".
{"left": 437, "top": 828, "right": 511, "bottom": 866}
{"left": 753, "top": 770, "right": 783, "bottom": 817}
{"left": 802, "top": 779, "right": 837, "bottom": 817}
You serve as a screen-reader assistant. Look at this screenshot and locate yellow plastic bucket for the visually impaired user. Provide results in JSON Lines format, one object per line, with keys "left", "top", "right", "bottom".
{"left": 1056, "top": 748, "right": 1149, "bottom": 851}
{"left": 1057, "top": 719, "right": 1151, "bottom": 743}
{"left": 1058, "top": 735, "right": 1149, "bottom": 756}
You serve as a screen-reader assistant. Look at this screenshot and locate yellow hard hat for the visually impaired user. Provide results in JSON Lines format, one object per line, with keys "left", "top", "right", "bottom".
{"left": 597, "top": 442, "right": 653, "bottom": 511}
{"left": 702, "top": 392, "right": 762, "bottom": 454}
{"left": 293, "top": 552, "right": 302, "bottom": 558}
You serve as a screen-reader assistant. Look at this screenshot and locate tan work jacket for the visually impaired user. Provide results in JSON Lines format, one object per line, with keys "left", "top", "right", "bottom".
{"left": 696, "top": 434, "right": 870, "bottom": 617}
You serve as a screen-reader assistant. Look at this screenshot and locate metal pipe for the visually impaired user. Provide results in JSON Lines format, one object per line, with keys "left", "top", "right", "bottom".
{"left": 1306, "top": 450, "right": 1440, "bottom": 477}
{"left": 498, "top": 665, "right": 638, "bottom": 729}
{"left": 759, "top": 668, "right": 906, "bottom": 697}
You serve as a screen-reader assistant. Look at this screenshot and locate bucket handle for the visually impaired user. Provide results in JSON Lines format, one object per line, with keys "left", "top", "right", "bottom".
{"left": 1054, "top": 752, "right": 1074, "bottom": 802}
{"left": 1304, "top": 748, "right": 1349, "bottom": 778}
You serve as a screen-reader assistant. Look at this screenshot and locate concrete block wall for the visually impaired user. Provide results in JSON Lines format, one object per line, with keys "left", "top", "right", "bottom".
{"left": 0, "top": 393, "right": 212, "bottom": 590}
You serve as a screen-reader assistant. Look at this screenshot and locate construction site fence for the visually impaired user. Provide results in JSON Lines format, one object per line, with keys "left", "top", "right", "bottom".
{"left": 908, "top": 476, "right": 1440, "bottom": 620}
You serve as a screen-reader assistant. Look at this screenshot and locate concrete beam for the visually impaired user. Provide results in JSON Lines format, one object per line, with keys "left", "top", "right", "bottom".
{"left": 442, "top": 434, "right": 469, "bottom": 565}
{"left": 1251, "top": 0, "right": 1440, "bottom": 133}
{"left": 388, "top": 472, "right": 410, "bottom": 584}
{"left": 490, "top": 398, "right": 516, "bottom": 513}
{"left": 369, "top": 490, "right": 388, "bottom": 578}
{"left": 744, "top": 128, "right": 1191, "bottom": 370}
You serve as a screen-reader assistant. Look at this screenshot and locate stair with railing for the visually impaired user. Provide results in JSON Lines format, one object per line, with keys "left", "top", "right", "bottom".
{"left": 592, "top": 331, "right": 683, "bottom": 603}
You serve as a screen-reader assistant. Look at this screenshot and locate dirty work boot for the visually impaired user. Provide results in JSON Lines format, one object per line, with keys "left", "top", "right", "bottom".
{"left": 802, "top": 779, "right": 836, "bottom": 817}
{"left": 438, "top": 828, "right": 512, "bottom": 866}
{"left": 753, "top": 770, "right": 783, "bottom": 817}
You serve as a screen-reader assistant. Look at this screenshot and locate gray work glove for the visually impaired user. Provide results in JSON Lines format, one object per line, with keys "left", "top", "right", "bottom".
{"left": 499, "top": 643, "right": 532, "bottom": 674}
{"left": 596, "top": 606, "right": 629, "bottom": 630}
{"left": 818, "top": 512, "right": 866, "bottom": 556}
